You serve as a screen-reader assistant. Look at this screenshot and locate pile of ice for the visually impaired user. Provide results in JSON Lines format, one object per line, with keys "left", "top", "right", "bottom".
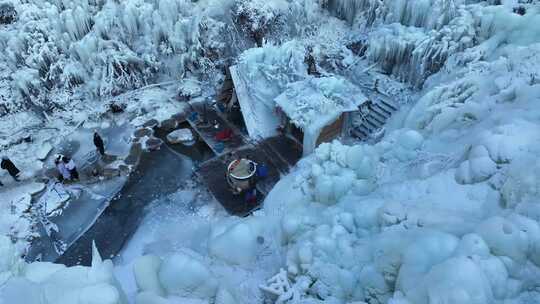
{"left": 112, "top": 194, "right": 284, "bottom": 304}
{"left": 300, "top": 141, "right": 379, "bottom": 204}
{"left": 232, "top": 0, "right": 290, "bottom": 43}
{"left": 257, "top": 135, "right": 539, "bottom": 304}
{"left": 176, "top": 79, "right": 202, "bottom": 101}
{"left": 131, "top": 253, "right": 237, "bottom": 304}
{"left": 252, "top": 5, "right": 540, "bottom": 303}
{"left": 0, "top": 237, "right": 126, "bottom": 304}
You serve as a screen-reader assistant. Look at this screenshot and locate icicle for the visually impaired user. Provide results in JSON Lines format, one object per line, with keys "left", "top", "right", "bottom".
{"left": 91, "top": 240, "right": 103, "bottom": 267}
{"left": 324, "top": 0, "right": 463, "bottom": 29}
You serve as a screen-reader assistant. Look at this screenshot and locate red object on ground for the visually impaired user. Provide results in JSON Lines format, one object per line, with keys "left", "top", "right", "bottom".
{"left": 215, "top": 128, "right": 233, "bottom": 141}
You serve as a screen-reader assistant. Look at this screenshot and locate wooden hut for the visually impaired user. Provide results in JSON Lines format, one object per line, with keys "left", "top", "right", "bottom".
{"left": 221, "top": 65, "right": 367, "bottom": 156}
{"left": 274, "top": 77, "right": 368, "bottom": 155}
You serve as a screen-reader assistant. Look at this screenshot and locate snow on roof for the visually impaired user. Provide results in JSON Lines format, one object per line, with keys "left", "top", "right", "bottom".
{"left": 231, "top": 41, "right": 307, "bottom": 138}
{"left": 275, "top": 76, "right": 367, "bottom": 132}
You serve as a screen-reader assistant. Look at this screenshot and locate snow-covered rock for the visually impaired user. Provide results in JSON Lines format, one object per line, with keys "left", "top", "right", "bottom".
{"left": 158, "top": 253, "right": 218, "bottom": 299}
{"left": 166, "top": 129, "right": 194, "bottom": 145}
{"left": 455, "top": 145, "right": 497, "bottom": 184}
{"left": 177, "top": 80, "right": 202, "bottom": 100}
{"left": 35, "top": 142, "right": 53, "bottom": 161}
{"left": 133, "top": 255, "right": 165, "bottom": 296}
{"left": 209, "top": 217, "right": 265, "bottom": 265}
{"left": 0, "top": 241, "right": 126, "bottom": 304}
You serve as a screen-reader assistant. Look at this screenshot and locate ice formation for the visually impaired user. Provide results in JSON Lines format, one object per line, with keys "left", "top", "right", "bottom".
{"left": 130, "top": 250, "right": 242, "bottom": 303}
{"left": 2, "top": 0, "right": 540, "bottom": 304}
{"left": 231, "top": 41, "right": 308, "bottom": 139}
{"left": 0, "top": 238, "right": 126, "bottom": 304}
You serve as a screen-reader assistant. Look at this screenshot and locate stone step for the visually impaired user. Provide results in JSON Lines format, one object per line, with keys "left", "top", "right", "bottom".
{"left": 376, "top": 100, "right": 397, "bottom": 114}
{"left": 372, "top": 103, "right": 392, "bottom": 116}
{"left": 380, "top": 98, "right": 398, "bottom": 111}
{"left": 367, "top": 113, "right": 384, "bottom": 125}
{"left": 358, "top": 124, "right": 372, "bottom": 135}
{"left": 363, "top": 117, "right": 379, "bottom": 130}
{"left": 351, "top": 127, "right": 368, "bottom": 139}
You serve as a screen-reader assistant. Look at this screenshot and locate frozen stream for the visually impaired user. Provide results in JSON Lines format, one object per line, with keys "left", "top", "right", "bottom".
{"left": 113, "top": 185, "right": 226, "bottom": 302}
{"left": 56, "top": 143, "right": 196, "bottom": 266}
{"left": 112, "top": 184, "right": 285, "bottom": 304}
{"left": 111, "top": 134, "right": 284, "bottom": 304}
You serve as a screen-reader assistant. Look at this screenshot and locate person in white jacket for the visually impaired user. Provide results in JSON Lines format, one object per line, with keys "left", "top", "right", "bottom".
{"left": 55, "top": 154, "right": 71, "bottom": 182}
{"left": 62, "top": 156, "right": 79, "bottom": 180}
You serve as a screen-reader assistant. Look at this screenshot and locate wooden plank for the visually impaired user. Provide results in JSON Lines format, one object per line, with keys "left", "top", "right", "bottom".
{"left": 264, "top": 135, "right": 303, "bottom": 168}
{"left": 187, "top": 105, "right": 245, "bottom": 157}
{"left": 197, "top": 135, "right": 302, "bottom": 216}
{"left": 316, "top": 115, "right": 344, "bottom": 146}
{"left": 198, "top": 146, "right": 278, "bottom": 216}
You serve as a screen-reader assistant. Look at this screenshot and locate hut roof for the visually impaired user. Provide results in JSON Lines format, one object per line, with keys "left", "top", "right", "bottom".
{"left": 275, "top": 76, "right": 367, "bottom": 133}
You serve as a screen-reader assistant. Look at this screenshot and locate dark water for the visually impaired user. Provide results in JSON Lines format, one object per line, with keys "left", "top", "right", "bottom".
{"left": 153, "top": 121, "right": 214, "bottom": 162}
{"left": 56, "top": 144, "right": 196, "bottom": 266}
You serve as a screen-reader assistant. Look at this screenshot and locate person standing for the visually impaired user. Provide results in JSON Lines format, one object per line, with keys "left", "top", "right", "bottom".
{"left": 1, "top": 156, "right": 20, "bottom": 182}
{"left": 62, "top": 156, "right": 79, "bottom": 180}
{"left": 93, "top": 131, "right": 105, "bottom": 156}
{"left": 55, "top": 155, "right": 71, "bottom": 182}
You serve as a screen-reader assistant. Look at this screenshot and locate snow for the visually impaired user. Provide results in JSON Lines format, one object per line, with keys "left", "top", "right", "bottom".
{"left": 0, "top": 181, "right": 45, "bottom": 244}
{"left": 209, "top": 218, "right": 265, "bottom": 265}
{"left": 41, "top": 182, "right": 70, "bottom": 215}
{"left": 133, "top": 255, "right": 165, "bottom": 296}
{"left": 2, "top": 0, "right": 540, "bottom": 303}
{"left": 230, "top": 64, "right": 281, "bottom": 139}
{"left": 35, "top": 142, "right": 53, "bottom": 160}
{"left": 0, "top": 236, "right": 126, "bottom": 304}
{"left": 231, "top": 41, "right": 307, "bottom": 139}
{"left": 158, "top": 253, "right": 218, "bottom": 298}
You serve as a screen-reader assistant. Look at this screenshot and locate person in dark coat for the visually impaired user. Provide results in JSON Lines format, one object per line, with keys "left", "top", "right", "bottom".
{"left": 1, "top": 156, "right": 20, "bottom": 181}
{"left": 93, "top": 131, "right": 105, "bottom": 156}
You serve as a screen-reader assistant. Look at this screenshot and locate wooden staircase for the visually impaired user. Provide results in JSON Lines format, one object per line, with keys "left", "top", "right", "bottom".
{"left": 351, "top": 97, "right": 399, "bottom": 141}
